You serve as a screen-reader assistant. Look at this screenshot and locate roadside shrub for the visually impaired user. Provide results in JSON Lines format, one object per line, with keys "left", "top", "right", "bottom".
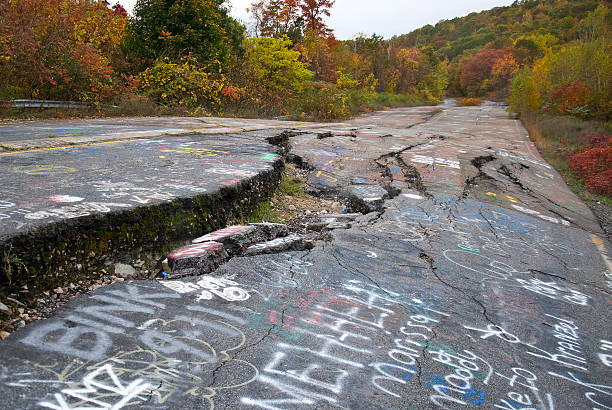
{"left": 135, "top": 57, "right": 224, "bottom": 111}
{"left": 569, "top": 138, "right": 612, "bottom": 196}
{"left": 297, "top": 83, "right": 345, "bottom": 120}
{"left": 458, "top": 97, "right": 483, "bottom": 106}
{"left": 578, "top": 132, "right": 611, "bottom": 147}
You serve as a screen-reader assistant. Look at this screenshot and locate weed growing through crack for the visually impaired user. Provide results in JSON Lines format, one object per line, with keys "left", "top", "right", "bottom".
{"left": 279, "top": 174, "right": 304, "bottom": 196}
{"left": 2, "top": 244, "right": 24, "bottom": 285}
{"left": 249, "top": 200, "right": 284, "bottom": 223}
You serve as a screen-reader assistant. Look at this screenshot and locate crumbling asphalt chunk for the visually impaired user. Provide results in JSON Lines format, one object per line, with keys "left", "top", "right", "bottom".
{"left": 244, "top": 234, "right": 313, "bottom": 256}
{"left": 165, "top": 242, "right": 228, "bottom": 278}
{"left": 345, "top": 185, "right": 389, "bottom": 213}
{"left": 248, "top": 222, "right": 289, "bottom": 239}
{"left": 192, "top": 225, "right": 263, "bottom": 255}
{"left": 317, "top": 131, "right": 334, "bottom": 140}
{"left": 162, "top": 222, "right": 313, "bottom": 278}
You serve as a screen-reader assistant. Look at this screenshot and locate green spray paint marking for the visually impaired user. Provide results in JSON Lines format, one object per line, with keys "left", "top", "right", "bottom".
{"left": 458, "top": 244, "right": 480, "bottom": 254}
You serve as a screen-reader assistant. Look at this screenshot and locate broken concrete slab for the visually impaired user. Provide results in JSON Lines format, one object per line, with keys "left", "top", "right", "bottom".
{"left": 244, "top": 234, "right": 312, "bottom": 256}
{"left": 325, "top": 222, "right": 352, "bottom": 230}
{"left": 345, "top": 184, "right": 389, "bottom": 213}
{"left": 0, "top": 132, "right": 285, "bottom": 297}
{"left": 166, "top": 242, "right": 227, "bottom": 278}
{"left": 305, "top": 221, "right": 330, "bottom": 231}
{"left": 248, "top": 222, "right": 289, "bottom": 239}
{"left": 319, "top": 213, "right": 361, "bottom": 222}
{"left": 192, "top": 225, "right": 261, "bottom": 255}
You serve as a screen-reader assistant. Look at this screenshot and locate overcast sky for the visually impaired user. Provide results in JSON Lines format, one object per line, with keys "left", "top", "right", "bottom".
{"left": 119, "top": 0, "right": 515, "bottom": 40}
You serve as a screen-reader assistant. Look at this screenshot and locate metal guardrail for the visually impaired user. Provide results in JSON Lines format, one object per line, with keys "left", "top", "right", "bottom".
{"left": 9, "top": 99, "right": 90, "bottom": 109}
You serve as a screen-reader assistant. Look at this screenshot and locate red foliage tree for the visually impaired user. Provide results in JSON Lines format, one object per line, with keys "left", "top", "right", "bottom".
{"left": 550, "top": 81, "right": 591, "bottom": 116}
{"left": 459, "top": 49, "right": 510, "bottom": 96}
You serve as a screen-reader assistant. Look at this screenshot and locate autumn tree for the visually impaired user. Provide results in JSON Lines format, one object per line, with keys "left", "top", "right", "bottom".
{"left": 250, "top": 0, "right": 334, "bottom": 39}
{"left": 299, "top": 0, "right": 335, "bottom": 37}
{"left": 488, "top": 54, "right": 519, "bottom": 98}
{"left": 0, "top": 0, "right": 127, "bottom": 103}
{"left": 348, "top": 34, "right": 389, "bottom": 89}
{"left": 460, "top": 48, "right": 511, "bottom": 96}
{"left": 295, "top": 31, "right": 339, "bottom": 82}
{"left": 249, "top": 0, "right": 303, "bottom": 43}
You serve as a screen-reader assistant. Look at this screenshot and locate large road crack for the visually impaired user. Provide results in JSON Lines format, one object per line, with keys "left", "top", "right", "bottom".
{"left": 418, "top": 252, "right": 499, "bottom": 327}
{"left": 374, "top": 143, "right": 431, "bottom": 197}
{"left": 462, "top": 155, "right": 495, "bottom": 198}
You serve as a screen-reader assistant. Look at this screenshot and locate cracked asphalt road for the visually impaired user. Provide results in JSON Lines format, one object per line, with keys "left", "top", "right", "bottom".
{"left": 0, "top": 103, "right": 611, "bottom": 409}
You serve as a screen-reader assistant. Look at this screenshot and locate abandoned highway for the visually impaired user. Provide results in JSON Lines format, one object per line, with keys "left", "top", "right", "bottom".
{"left": 0, "top": 103, "right": 610, "bottom": 409}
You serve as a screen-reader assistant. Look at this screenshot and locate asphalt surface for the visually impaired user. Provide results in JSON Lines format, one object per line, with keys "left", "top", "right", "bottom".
{"left": 0, "top": 104, "right": 611, "bottom": 409}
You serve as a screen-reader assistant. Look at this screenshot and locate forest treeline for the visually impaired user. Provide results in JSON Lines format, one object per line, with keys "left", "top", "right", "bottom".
{"left": 0, "top": 0, "right": 610, "bottom": 122}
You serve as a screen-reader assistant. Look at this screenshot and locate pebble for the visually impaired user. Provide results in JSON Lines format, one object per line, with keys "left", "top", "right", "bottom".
{"left": 54, "top": 287, "right": 64, "bottom": 294}
{"left": 0, "top": 331, "right": 10, "bottom": 340}
{"left": 114, "top": 263, "right": 136, "bottom": 278}
{"left": 0, "top": 302, "right": 9, "bottom": 313}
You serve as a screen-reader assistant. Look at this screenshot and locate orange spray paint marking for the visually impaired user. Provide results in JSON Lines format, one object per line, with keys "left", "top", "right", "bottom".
{"left": 591, "top": 235, "right": 612, "bottom": 273}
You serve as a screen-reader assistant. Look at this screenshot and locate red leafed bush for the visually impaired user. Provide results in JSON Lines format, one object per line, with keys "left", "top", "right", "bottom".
{"left": 550, "top": 81, "right": 591, "bottom": 116}
{"left": 569, "top": 140, "right": 612, "bottom": 196}
{"left": 585, "top": 169, "right": 612, "bottom": 195}
{"left": 578, "top": 132, "right": 611, "bottom": 148}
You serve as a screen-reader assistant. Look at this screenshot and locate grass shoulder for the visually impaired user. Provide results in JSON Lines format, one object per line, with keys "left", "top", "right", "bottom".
{"left": 520, "top": 111, "right": 612, "bottom": 235}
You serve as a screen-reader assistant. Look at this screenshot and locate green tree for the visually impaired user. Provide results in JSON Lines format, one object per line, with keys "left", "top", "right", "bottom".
{"left": 124, "top": 0, "right": 244, "bottom": 71}
{"left": 246, "top": 36, "right": 313, "bottom": 94}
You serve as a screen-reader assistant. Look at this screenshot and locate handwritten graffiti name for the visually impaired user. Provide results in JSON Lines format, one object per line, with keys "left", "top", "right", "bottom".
{"left": 159, "top": 277, "right": 250, "bottom": 302}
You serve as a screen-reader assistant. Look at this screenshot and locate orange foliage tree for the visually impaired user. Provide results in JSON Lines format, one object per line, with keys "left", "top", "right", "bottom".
{"left": 299, "top": 0, "right": 335, "bottom": 37}
{"left": 0, "top": 0, "right": 127, "bottom": 103}
{"left": 460, "top": 49, "right": 512, "bottom": 97}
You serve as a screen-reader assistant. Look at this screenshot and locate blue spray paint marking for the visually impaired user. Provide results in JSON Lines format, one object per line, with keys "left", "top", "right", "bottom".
{"left": 397, "top": 365, "right": 418, "bottom": 381}
{"left": 424, "top": 374, "right": 486, "bottom": 405}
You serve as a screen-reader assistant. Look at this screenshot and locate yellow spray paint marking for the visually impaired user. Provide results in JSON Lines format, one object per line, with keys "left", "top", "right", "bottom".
{"left": 159, "top": 156, "right": 166, "bottom": 159}
{"left": 160, "top": 148, "right": 228, "bottom": 157}
{"left": 316, "top": 171, "right": 322, "bottom": 177}
{"left": 11, "top": 165, "right": 78, "bottom": 175}
{"left": 0, "top": 138, "right": 144, "bottom": 156}
{"left": 506, "top": 195, "right": 518, "bottom": 203}
{"left": 486, "top": 192, "right": 497, "bottom": 197}
{"left": 591, "top": 235, "right": 612, "bottom": 273}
